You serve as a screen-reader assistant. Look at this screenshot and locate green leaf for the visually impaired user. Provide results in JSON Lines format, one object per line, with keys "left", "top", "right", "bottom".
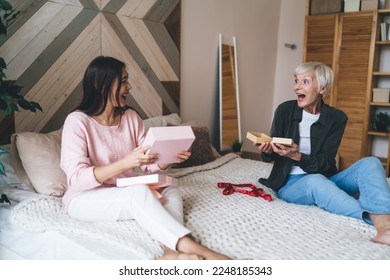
{"left": 0, "top": 0, "right": 12, "bottom": 11}
{"left": 9, "top": 102, "right": 18, "bottom": 112}
{"left": 0, "top": 162, "right": 6, "bottom": 176}
{"left": 0, "top": 22, "right": 7, "bottom": 36}
{"left": 0, "top": 57, "right": 6, "bottom": 69}
{"left": 5, "top": 105, "right": 12, "bottom": 114}
{"left": 0, "top": 146, "right": 6, "bottom": 155}
{"left": 0, "top": 194, "right": 11, "bottom": 205}
{"left": 0, "top": 99, "right": 7, "bottom": 110}
{"left": 10, "top": 102, "right": 18, "bottom": 109}
{"left": 7, "top": 84, "right": 23, "bottom": 95}
{"left": 0, "top": 94, "right": 13, "bottom": 100}
{"left": 30, "top": 101, "right": 43, "bottom": 112}
{"left": 17, "top": 98, "right": 32, "bottom": 110}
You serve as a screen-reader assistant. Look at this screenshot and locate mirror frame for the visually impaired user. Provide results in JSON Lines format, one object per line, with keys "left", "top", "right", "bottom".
{"left": 218, "top": 34, "right": 241, "bottom": 151}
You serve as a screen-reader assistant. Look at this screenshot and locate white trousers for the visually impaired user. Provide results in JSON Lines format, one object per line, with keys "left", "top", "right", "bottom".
{"left": 67, "top": 185, "right": 191, "bottom": 251}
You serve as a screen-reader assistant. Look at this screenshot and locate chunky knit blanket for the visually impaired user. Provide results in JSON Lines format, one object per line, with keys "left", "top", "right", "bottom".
{"left": 9, "top": 154, "right": 390, "bottom": 259}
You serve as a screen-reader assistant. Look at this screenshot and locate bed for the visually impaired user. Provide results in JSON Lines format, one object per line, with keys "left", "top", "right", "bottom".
{"left": 1, "top": 114, "right": 390, "bottom": 260}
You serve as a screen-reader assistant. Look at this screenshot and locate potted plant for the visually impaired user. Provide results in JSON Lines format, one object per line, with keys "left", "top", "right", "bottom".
{"left": 373, "top": 112, "right": 390, "bottom": 132}
{"left": 232, "top": 139, "right": 243, "bottom": 154}
{"left": 0, "top": 0, "right": 42, "bottom": 205}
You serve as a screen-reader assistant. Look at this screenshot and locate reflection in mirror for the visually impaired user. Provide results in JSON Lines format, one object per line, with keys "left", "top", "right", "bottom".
{"left": 219, "top": 34, "right": 241, "bottom": 151}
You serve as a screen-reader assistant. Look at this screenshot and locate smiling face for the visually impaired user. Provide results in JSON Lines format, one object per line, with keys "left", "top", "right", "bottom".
{"left": 109, "top": 68, "right": 132, "bottom": 109}
{"left": 294, "top": 70, "right": 322, "bottom": 114}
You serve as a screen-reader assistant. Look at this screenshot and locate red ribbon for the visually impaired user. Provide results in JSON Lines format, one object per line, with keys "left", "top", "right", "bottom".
{"left": 217, "top": 182, "right": 272, "bottom": 202}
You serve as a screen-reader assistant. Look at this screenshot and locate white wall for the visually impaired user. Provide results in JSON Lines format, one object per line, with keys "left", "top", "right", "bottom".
{"left": 181, "top": 0, "right": 281, "bottom": 150}
{"left": 180, "top": 0, "right": 307, "bottom": 152}
{"left": 273, "top": 0, "right": 307, "bottom": 111}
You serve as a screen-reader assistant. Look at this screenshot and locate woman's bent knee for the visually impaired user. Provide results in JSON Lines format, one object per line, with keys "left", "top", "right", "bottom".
{"left": 354, "top": 156, "right": 381, "bottom": 169}
{"left": 302, "top": 174, "right": 328, "bottom": 185}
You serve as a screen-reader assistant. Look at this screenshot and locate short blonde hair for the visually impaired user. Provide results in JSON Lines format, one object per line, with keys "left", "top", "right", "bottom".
{"left": 294, "top": 62, "right": 333, "bottom": 98}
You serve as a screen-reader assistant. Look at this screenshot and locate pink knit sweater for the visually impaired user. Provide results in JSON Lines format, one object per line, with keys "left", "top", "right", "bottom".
{"left": 60, "top": 109, "right": 160, "bottom": 211}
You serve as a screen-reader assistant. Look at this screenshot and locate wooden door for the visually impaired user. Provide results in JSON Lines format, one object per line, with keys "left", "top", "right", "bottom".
{"left": 303, "top": 14, "right": 338, "bottom": 105}
{"left": 332, "top": 12, "right": 376, "bottom": 170}
{"left": 303, "top": 12, "right": 376, "bottom": 170}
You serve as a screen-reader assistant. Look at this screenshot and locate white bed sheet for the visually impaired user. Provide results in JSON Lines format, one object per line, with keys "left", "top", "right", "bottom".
{"left": 0, "top": 202, "right": 141, "bottom": 260}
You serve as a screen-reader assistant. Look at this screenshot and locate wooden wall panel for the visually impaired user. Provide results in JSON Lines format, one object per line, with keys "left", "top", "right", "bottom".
{"left": 101, "top": 14, "right": 163, "bottom": 118}
{"left": 0, "top": 0, "right": 180, "bottom": 142}
{"left": 4, "top": 4, "right": 82, "bottom": 81}
{"left": 15, "top": 15, "right": 101, "bottom": 132}
{"left": 118, "top": 0, "right": 156, "bottom": 18}
{"left": 119, "top": 17, "right": 178, "bottom": 81}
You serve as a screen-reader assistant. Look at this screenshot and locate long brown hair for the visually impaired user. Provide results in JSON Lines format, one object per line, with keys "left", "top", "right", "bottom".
{"left": 76, "top": 56, "right": 126, "bottom": 116}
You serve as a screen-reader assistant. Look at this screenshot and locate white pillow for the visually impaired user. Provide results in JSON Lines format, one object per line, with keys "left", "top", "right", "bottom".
{"left": 11, "top": 129, "right": 67, "bottom": 197}
{"left": 0, "top": 144, "right": 30, "bottom": 190}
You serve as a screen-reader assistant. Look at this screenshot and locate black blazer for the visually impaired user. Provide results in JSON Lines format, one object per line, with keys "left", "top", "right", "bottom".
{"left": 259, "top": 100, "right": 348, "bottom": 192}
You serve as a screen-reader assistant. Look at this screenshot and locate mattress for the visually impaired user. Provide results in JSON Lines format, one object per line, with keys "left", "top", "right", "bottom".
{"left": 2, "top": 154, "right": 390, "bottom": 260}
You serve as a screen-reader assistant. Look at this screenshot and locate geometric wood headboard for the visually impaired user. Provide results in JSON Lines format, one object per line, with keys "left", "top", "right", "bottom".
{"left": 0, "top": 0, "right": 180, "bottom": 138}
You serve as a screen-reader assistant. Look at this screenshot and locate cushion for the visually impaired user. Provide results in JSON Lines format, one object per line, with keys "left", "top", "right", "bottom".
{"left": 11, "top": 129, "right": 67, "bottom": 197}
{"left": 211, "top": 145, "right": 222, "bottom": 158}
{"left": 0, "top": 144, "right": 30, "bottom": 190}
{"left": 173, "top": 126, "right": 216, "bottom": 168}
{"left": 143, "top": 113, "right": 182, "bottom": 132}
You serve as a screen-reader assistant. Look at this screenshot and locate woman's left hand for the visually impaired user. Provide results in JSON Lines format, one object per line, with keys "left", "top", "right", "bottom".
{"left": 176, "top": 150, "right": 191, "bottom": 163}
{"left": 158, "top": 150, "right": 191, "bottom": 170}
{"left": 271, "top": 143, "right": 301, "bottom": 161}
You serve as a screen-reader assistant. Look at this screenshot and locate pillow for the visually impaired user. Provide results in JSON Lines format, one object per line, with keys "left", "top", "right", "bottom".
{"left": 211, "top": 145, "right": 222, "bottom": 158}
{"left": 0, "top": 144, "right": 30, "bottom": 190}
{"left": 173, "top": 126, "right": 216, "bottom": 168}
{"left": 11, "top": 129, "right": 67, "bottom": 197}
{"left": 143, "top": 113, "right": 182, "bottom": 132}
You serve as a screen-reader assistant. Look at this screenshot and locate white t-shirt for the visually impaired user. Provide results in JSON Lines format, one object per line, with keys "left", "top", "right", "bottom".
{"left": 290, "top": 110, "right": 320, "bottom": 175}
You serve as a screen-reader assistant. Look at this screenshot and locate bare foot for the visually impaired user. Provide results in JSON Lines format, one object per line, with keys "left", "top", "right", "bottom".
{"left": 177, "top": 236, "right": 231, "bottom": 260}
{"left": 369, "top": 213, "right": 390, "bottom": 246}
{"left": 372, "top": 229, "right": 390, "bottom": 246}
{"left": 157, "top": 247, "right": 204, "bottom": 260}
{"left": 202, "top": 251, "right": 231, "bottom": 260}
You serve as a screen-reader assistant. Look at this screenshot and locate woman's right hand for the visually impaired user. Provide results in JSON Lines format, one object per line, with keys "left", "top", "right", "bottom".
{"left": 124, "top": 146, "right": 159, "bottom": 168}
{"left": 256, "top": 142, "right": 273, "bottom": 154}
{"left": 94, "top": 146, "right": 159, "bottom": 184}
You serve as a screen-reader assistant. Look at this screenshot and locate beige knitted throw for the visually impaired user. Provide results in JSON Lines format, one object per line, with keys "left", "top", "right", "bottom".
{"left": 10, "top": 154, "right": 390, "bottom": 259}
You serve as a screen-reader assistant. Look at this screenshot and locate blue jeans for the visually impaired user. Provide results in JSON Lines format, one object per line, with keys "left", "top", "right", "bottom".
{"left": 277, "top": 157, "right": 390, "bottom": 225}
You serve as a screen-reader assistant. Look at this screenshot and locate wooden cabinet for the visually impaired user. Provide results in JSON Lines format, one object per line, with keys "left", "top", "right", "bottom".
{"left": 304, "top": 11, "right": 376, "bottom": 171}
{"left": 304, "top": 7, "right": 390, "bottom": 176}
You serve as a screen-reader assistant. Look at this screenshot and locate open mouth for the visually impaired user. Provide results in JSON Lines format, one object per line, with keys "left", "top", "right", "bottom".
{"left": 297, "top": 94, "right": 305, "bottom": 101}
{"left": 121, "top": 92, "right": 129, "bottom": 99}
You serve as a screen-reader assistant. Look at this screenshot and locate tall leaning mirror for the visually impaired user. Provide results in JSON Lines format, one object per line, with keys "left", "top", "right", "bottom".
{"left": 219, "top": 34, "right": 241, "bottom": 151}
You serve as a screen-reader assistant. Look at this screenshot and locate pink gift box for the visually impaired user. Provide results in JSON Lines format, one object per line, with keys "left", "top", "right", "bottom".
{"left": 143, "top": 126, "right": 195, "bottom": 164}
{"left": 116, "top": 174, "right": 178, "bottom": 187}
